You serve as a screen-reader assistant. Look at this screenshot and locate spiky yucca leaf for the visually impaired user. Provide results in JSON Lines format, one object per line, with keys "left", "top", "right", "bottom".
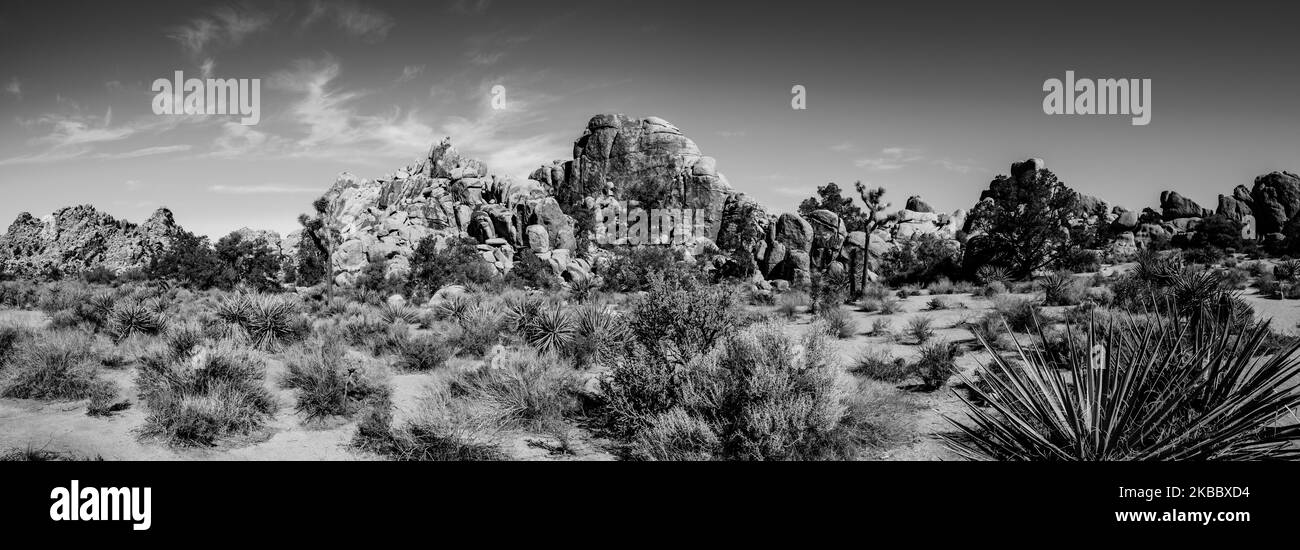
{"left": 108, "top": 302, "right": 163, "bottom": 341}
{"left": 943, "top": 308, "right": 1300, "bottom": 461}
{"left": 523, "top": 306, "right": 577, "bottom": 356}
{"left": 379, "top": 303, "right": 422, "bottom": 326}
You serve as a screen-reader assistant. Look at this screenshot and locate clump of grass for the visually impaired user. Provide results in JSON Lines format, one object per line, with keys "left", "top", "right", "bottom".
{"left": 85, "top": 381, "right": 131, "bottom": 417}
{"left": 136, "top": 342, "right": 278, "bottom": 446}
{"left": 392, "top": 331, "right": 456, "bottom": 372}
{"left": 912, "top": 341, "right": 958, "bottom": 391}
{"left": 976, "top": 265, "right": 1011, "bottom": 285}
{"left": 905, "top": 316, "right": 934, "bottom": 344}
{"left": 451, "top": 304, "right": 505, "bottom": 357}
{"left": 1038, "top": 271, "right": 1080, "bottom": 306}
{"left": 0, "top": 445, "right": 102, "bottom": 461}
{"left": 280, "top": 339, "right": 389, "bottom": 422}
{"left": 817, "top": 306, "right": 857, "bottom": 339}
{"left": 850, "top": 349, "right": 909, "bottom": 382}
{"left": 993, "top": 295, "right": 1042, "bottom": 333}
{"left": 869, "top": 317, "right": 893, "bottom": 337}
{"left": 351, "top": 393, "right": 506, "bottom": 461}
{"left": 450, "top": 350, "right": 581, "bottom": 430}
{"left": 776, "top": 291, "right": 810, "bottom": 319}
{"left": 1, "top": 330, "right": 103, "bottom": 400}
{"left": 925, "top": 297, "right": 949, "bottom": 311}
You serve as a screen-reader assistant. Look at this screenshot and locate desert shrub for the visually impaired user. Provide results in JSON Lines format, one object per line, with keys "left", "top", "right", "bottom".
{"left": 280, "top": 339, "right": 389, "bottom": 421}
{"left": 450, "top": 304, "right": 505, "bottom": 357}
{"left": 598, "top": 247, "right": 695, "bottom": 292}
{"left": 351, "top": 394, "right": 506, "bottom": 461}
{"left": 503, "top": 252, "right": 557, "bottom": 290}
{"left": 214, "top": 231, "right": 284, "bottom": 292}
{"left": 0, "top": 280, "right": 40, "bottom": 308}
{"left": 82, "top": 267, "right": 116, "bottom": 285}
{"left": 905, "top": 316, "right": 934, "bottom": 344}
{"left": 961, "top": 168, "right": 1087, "bottom": 278}
{"left": 392, "top": 332, "right": 455, "bottom": 372}
{"left": 965, "top": 315, "right": 1001, "bottom": 346}
{"left": 980, "top": 280, "right": 1008, "bottom": 298}
{"left": 1135, "top": 249, "right": 1183, "bottom": 286}
{"left": 817, "top": 306, "right": 857, "bottom": 339}
{"left": 85, "top": 381, "right": 130, "bottom": 417}
{"left": 0, "top": 330, "right": 103, "bottom": 399}
{"left": 946, "top": 309, "right": 1300, "bottom": 460}
{"left": 912, "top": 341, "right": 958, "bottom": 391}
{"left": 878, "top": 233, "right": 962, "bottom": 286}
{"left": 629, "top": 275, "right": 742, "bottom": 363}
{"left": 925, "top": 296, "right": 949, "bottom": 311}
{"left": 136, "top": 342, "right": 278, "bottom": 446}
{"left": 851, "top": 350, "right": 909, "bottom": 382}
{"left": 776, "top": 291, "right": 810, "bottom": 318}
{"left": 868, "top": 317, "right": 892, "bottom": 337}
{"left": 500, "top": 292, "right": 543, "bottom": 333}
{"left": 144, "top": 230, "right": 229, "bottom": 290}
{"left": 0, "top": 324, "right": 32, "bottom": 364}
{"left": 451, "top": 351, "right": 581, "bottom": 430}
{"left": 407, "top": 236, "right": 499, "bottom": 296}
{"left": 613, "top": 322, "right": 862, "bottom": 461}
{"left": 993, "top": 295, "right": 1041, "bottom": 332}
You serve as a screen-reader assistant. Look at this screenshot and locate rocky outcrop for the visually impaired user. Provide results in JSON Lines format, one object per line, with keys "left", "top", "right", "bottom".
{"left": 0, "top": 205, "right": 182, "bottom": 277}
{"left": 1160, "top": 191, "right": 1212, "bottom": 220}
{"left": 1250, "top": 171, "right": 1300, "bottom": 233}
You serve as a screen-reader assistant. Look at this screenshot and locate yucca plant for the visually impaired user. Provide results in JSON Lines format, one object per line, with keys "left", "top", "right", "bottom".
{"left": 944, "top": 307, "right": 1300, "bottom": 461}
{"left": 524, "top": 306, "right": 578, "bottom": 356}
{"left": 437, "top": 294, "right": 477, "bottom": 323}
{"left": 1135, "top": 249, "right": 1182, "bottom": 286}
{"left": 214, "top": 294, "right": 253, "bottom": 327}
{"left": 1037, "top": 271, "right": 1075, "bottom": 306}
{"left": 572, "top": 304, "right": 632, "bottom": 367}
{"left": 107, "top": 302, "right": 164, "bottom": 341}
{"left": 1273, "top": 259, "right": 1300, "bottom": 282}
{"left": 379, "top": 303, "right": 422, "bottom": 326}
{"left": 976, "top": 265, "right": 1011, "bottom": 285}
{"left": 243, "top": 296, "right": 303, "bottom": 351}
{"left": 502, "top": 293, "right": 543, "bottom": 332}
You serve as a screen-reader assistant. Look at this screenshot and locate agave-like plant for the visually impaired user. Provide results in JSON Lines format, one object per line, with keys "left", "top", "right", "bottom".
{"left": 1273, "top": 259, "right": 1300, "bottom": 282}
{"left": 502, "top": 293, "right": 543, "bottom": 332}
{"left": 1135, "top": 249, "right": 1183, "bottom": 286}
{"left": 437, "top": 294, "right": 477, "bottom": 323}
{"left": 243, "top": 295, "right": 302, "bottom": 351}
{"left": 944, "top": 307, "right": 1300, "bottom": 461}
{"left": 976, "top": 265, "right": 1011, "bottom": 285}
{"left": 214, "top": 294, "right": 253, "bottom": 327}
{"left": 523, "top": 306, "right": 577, "bottom": 356}
{"left": 108, "top": 302, "right": 164, "bottom": 341}
{"left": 1037, "top": 271, "right": 1074, "bottom": 306}
{"left": 379, "top": 303, "right": 422, "bottom": 326}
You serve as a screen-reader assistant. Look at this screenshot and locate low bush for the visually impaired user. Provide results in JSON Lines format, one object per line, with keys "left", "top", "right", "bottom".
{"left": 905, "top": 316, "right": 934, "bottom": 344}
{"left": 136, "top": 342, "right": 278, "bottom": 446}
{"left": 280, "top": 339, "right": 389, "bottom": 421}
{"left": 0, "top": 330, "right": 103, "bottom": 400}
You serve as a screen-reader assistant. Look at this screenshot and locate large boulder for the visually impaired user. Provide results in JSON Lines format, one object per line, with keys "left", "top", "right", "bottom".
{"left": 904, "top": 196, "right": 934, "bottom": 213}
{"left": 1216, "top": 191, "right": 1254, "bottom": 222}
{"left": 1160, "top": 190, "right": 1212, "bottom": 220}
{"left": 1250, "top": 171, "right": 1300, "bottom": 234}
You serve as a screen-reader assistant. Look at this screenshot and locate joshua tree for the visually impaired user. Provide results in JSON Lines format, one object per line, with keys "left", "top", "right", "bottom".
{"left": 298, "top": 196, "right": 340, "bottom": 300}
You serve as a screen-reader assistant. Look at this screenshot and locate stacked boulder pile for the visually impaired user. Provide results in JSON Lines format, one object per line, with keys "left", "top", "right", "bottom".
{"left": 318, "top": 114, "right": 879, "bottom": 289}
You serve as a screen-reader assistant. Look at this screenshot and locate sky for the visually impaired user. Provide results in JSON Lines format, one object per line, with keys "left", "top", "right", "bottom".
{"left": 1, "top": 0, "right": 1298, "bottom": 239}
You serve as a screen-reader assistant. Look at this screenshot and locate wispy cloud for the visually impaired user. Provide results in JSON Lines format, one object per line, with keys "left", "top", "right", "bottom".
{"left": 209, "top": 184, "right": 323, "bottom": 195}
{"left": 303, "top": 0, "right": 395, "bottom": 42}
{"left": 830, "top": 141, "right": 854, "bottom": 152}
{"left": 93, "top": 144, "right": 192, "bottom": 160}
{"left": 932, "top": 158, "right": 982, "bottom": 174}
{"left": 395, "top": 64, "right": 425, "bottom": 84}
{"left": 717, "top": 130, "right": 747, "bottom": 138}
{"left": 854, "top": 147, "right": 923, "bottom": 171}
{"left": 168, "top": 4, "right": 273, "bottom": 58}
{"left": 5, "top": 77, "right": 20, "bottom": 99}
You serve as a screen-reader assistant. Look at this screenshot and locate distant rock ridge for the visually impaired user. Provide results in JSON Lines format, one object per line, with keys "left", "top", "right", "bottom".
{"left": 0, "top": 205, "right": 183, "bottom": 277}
